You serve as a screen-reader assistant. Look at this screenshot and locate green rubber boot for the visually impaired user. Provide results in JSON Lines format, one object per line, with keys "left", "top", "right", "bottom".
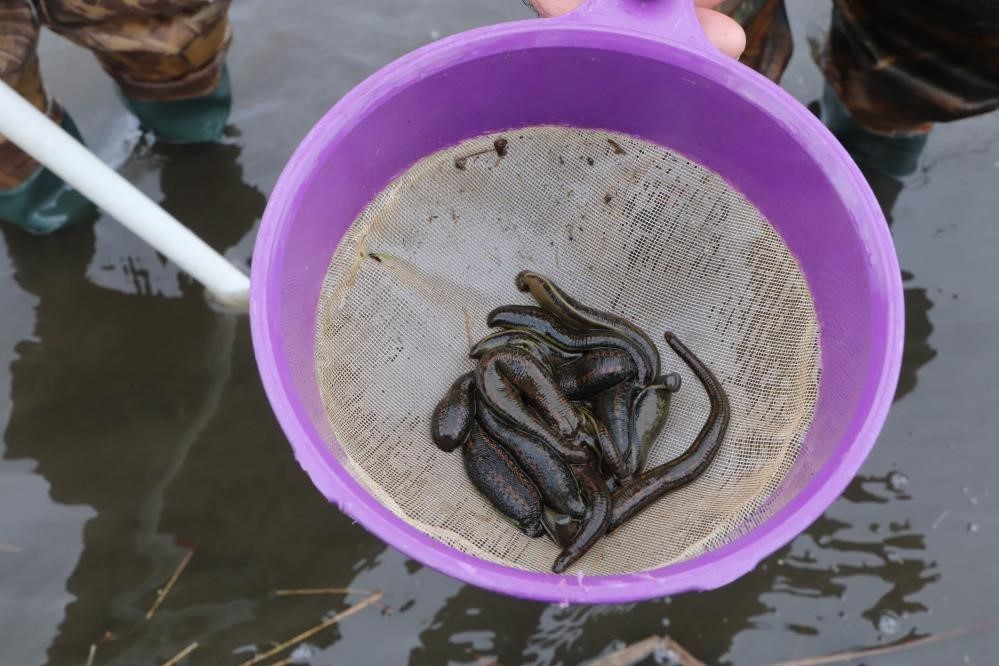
{"left": 117, "top": 65, "right": 232, "bottom": 144}
{"left": 821, "top": 83, "right": 929, "bottom": 179}
{"left": 0, "top": 111, "right": 96, "bottom": 235}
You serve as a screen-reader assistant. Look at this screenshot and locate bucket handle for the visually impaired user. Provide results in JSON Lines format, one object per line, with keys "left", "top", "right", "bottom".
{"left": 561, "top": 0, "right": 717, "bottom": 55}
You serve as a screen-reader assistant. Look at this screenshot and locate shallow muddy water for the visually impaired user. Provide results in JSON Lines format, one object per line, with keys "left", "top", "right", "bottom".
{"left": 1, "top": 1, "right": 998, "bottom": 664}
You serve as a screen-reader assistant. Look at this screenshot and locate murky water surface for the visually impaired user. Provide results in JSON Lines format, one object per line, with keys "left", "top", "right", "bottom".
{"left": 1, "top": 1, "right": 997, "bottom": 664}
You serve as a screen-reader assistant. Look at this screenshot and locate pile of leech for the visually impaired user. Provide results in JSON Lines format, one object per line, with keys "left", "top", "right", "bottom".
{"left": 431, "top": 271, "right": 731, "bottom": 573}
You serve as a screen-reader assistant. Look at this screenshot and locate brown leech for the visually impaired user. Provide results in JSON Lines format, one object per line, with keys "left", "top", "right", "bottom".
{"left": 430, "top": 372, "right": 476, "bottom": 452}
{"left": 469, "top": 329, "right": 580, "bottom": 365}
{"left": 475, "top": 349, "right": 589, "bottom": 464}
{"left": 487, "top": 305, "right": 654, "bottom": 386}
{"left": 555, "top": 349, "right": 636, "bottom": 400}
{"left": 578, "top": 407, "right": 630, "bottom": 481}
{"left": 480, "top": 347, "right": 580, "bottom": 436}
{"left": 477, "top": 401, "right": 587, "bottom": 518}
{"left": 552, "top": 464, "right": 611, "bottom": 573}
{"left": 514, "top": 271, "right": 661, "bottom": 383}
{"left": 608, "top": 333, "right": 730, "bottom": 532}
{"left": 541, "top": 511, "right": 580, "bottom": 548}
{"left": 591, "top": 379, "right": 641, "bottom": 471}
{"left": 463, "top": 425, "right": 544, "bottom": 538}
{"left": 629, "top": 372, "right": 682, "bottom": 473}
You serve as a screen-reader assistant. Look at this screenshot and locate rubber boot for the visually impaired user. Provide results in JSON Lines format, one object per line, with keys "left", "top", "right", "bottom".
{"left": 0, "top": 111, "right": 96, "bottom": 235}
{"left": 820, "top": 83, "right": 929, "bottom": 178}
{"left": 117, "top": 64, "right": 232, "bottom": 144}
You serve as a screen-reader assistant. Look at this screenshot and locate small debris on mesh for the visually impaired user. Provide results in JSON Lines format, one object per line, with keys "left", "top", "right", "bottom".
{"left": 463, "top": 307, "right": 475, "bottom": 353}
{"left": 455, "top": 139, "right": 509, "bottom": 169}
{"left": 607, "top": 138, "right": 627, "bottom": 155}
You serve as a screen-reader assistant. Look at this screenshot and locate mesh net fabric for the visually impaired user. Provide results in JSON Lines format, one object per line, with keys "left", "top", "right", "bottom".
{"left": 315, "top": 126, "right": 821, "bottom": 575}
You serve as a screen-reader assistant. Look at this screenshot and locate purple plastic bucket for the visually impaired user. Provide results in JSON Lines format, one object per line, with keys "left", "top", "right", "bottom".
{"left": 250, "top": 0, "right": 903, "bottom": 603}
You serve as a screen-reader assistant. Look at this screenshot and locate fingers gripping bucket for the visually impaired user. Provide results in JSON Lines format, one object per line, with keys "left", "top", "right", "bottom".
{"left": 250, "top": 0, "right": 903, "bottom": 603}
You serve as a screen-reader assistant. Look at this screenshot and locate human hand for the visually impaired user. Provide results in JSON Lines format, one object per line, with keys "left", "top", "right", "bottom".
{"left": 528, "top": 0, "right": 746, "bottom": 59}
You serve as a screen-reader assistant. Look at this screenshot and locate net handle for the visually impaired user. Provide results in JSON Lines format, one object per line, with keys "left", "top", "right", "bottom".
{"left": 0, "top": 79, "right": 250, "bottom": 311}
{"left": 562, "top": 0, "right": 717, "bottom": 55}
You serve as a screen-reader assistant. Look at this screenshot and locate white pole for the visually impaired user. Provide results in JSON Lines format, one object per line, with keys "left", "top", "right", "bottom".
{"left": 0, "top": 80, "right": 251, "bottom": 310}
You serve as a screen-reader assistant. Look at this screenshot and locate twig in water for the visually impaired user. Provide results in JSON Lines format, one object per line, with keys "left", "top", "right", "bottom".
{"left": 239, "top": 590, "right": 384, "bottom": 666}
{"left": 272, "top": 587, "right": 372, "bottom": 597}
{"left": 146, "top": 549, "right": 195, "bottom": 620}
{"left": 587, "top": 634, "right": 703, "bottom": 666}
{"left": 162, "top": 642, "right": 199, "bottom": 666}
{"left": 0, "top": 543, "right": 22, "bottom": 554}
{"left": 756, "top": 617, "right": 999, "bottom": 666}
{"left": 85, "top": 644, "right": 97, "bottom": 666}
{"left": 265, "top": 659, "right": 294, "bottom": 666}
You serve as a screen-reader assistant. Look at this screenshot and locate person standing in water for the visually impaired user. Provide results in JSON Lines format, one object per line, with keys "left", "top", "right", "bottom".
{"left": 531, "top": 0, "right": 999, "bottom": 185}
{"left": 0, "top": 0, "right": 233, "bottom": 235}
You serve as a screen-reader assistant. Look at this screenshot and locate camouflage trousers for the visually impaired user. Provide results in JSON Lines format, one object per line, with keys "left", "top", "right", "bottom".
{"left": 0, "top": 0, "right": 231, "bottom": 188}
{"left": 727, "top": 0, "right": 999, "bottom": 134}
{"left": 3, "top": 0, "right": 998, "bottom": 187}
{"left": 818, "top": 0, "right": 999, "bottom": 134}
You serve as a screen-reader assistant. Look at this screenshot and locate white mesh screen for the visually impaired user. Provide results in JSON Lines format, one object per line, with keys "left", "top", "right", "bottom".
{"left": 314, "top": 126, "right": 820, "bottom": 575}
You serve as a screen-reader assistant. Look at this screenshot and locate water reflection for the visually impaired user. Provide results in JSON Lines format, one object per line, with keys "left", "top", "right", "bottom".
{"left": 413, "top": 586, "right": 543, "bottom": 664}
{"left": 783, "top": 476, "right": 938, "bottom": 628}
{"left": 718, "top": 474, "right": 937, "bottom": 664}
{"left": 85, "top": 134, "right": 262, "bottom": 298}
{"left": 0, "top": 135, "right": 372, "bottom": 664}
{"left": 898, "top": 278, "right": 937, "bottom": 403}
{"left": 0, "top": 122, "right": 947, "bottom": 666}
{"left": 861, "top": 168, "right": 939, "bottom": 404}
